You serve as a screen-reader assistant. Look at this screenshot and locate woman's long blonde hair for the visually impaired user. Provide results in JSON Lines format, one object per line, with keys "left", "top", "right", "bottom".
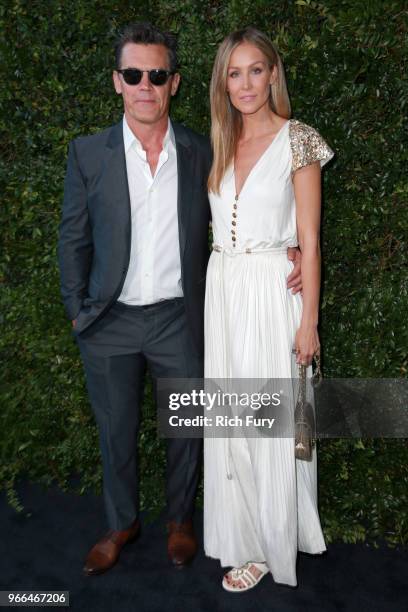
{"left": 208, "top": 27, "right": 291, "bottom": 194}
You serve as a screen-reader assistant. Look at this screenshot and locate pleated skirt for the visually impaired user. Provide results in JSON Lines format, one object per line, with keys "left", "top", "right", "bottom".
{"left": 203, "top": 249, "right": 326, "bottom": 587}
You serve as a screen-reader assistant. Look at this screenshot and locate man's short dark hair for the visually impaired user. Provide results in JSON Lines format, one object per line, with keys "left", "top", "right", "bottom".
{"left": 114, "top": 22, "right": 179, "bottom": 72}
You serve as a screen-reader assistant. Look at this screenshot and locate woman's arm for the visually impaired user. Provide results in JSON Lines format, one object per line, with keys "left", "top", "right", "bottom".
{"left": 292, "top": 160, "right": 322, "bottom": 365}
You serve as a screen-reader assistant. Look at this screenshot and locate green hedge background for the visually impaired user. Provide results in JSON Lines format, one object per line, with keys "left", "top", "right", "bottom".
{"left": 0, "top": 0, "right": 407, "bottom": 545}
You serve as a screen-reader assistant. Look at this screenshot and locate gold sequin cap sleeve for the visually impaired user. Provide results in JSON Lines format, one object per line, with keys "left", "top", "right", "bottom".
{"left": 289, "top": 119, "right": 334, "bottom": 173}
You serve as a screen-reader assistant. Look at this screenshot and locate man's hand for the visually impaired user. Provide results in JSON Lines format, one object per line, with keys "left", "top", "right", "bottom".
{"left": 72, "top": 319, "right": 77, "bottom": 328}
{"left": 286, "top": 247, "right": 302, "bottom": 294}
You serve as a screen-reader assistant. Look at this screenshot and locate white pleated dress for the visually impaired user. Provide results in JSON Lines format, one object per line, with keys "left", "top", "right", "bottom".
{"left": 203, "top": 119, "right": 334, "bottom": 587}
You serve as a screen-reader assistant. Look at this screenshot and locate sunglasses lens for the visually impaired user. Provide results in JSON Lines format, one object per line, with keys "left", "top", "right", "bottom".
{"left": 122, "top": 69, "right": 142, "bottom": 85}
{"left": 149, "top": 70, "right": 169, "bottom": 85}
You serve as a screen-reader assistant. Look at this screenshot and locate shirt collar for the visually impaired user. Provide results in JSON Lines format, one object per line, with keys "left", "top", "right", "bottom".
{"left": 122, "top": 114, "right": 175, "bottom": 158}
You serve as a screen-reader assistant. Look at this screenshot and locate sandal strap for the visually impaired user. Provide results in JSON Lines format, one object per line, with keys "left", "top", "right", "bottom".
{"left": 230, "top": 563, "right": 249, "bottom": 580}
{"left": 226, "top": 562, "right": 268, "bottom": 589}
{"left": 241, "top": 570, "right": 257, "bottom": 586}
{"left": 251, "top": 561, "right": 268, "bottom": 573}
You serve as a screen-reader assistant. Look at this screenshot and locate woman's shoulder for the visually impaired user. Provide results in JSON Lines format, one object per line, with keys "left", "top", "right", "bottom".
{"left": 288, "top": 118, "right": 325, "bottom": 143}
{"left": 288, "top": 119, "right": 334, "bottom": 173}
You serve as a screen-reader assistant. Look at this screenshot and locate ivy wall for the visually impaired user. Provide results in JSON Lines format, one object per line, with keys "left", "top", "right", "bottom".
{"left": 0, "top": 0, "right": 406, "bottom": 544}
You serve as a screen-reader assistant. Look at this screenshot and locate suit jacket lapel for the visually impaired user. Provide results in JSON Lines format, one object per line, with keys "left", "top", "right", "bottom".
{"left": 104, "top": 120, "right": 131, "bottom": 233}
{"left": 173, "top": 122, "right": 194, "bottom": 262}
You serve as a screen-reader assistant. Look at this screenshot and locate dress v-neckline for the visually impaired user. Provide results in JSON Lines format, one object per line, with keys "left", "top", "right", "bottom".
{"left": 233, "top": 120, "right": 290, "bottom": 197}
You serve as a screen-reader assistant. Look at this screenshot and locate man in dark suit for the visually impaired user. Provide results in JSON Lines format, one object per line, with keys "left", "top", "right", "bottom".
{"left": 58, "top": 22, "right": 302, "bottom": 576}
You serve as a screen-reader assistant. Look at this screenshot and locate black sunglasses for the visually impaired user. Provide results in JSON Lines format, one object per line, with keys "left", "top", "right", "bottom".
{"left": 117, "top": 68, "right": 175, "bottom": 86}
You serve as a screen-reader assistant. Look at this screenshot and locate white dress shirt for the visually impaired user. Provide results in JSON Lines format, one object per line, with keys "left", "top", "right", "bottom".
{"left": 118, "top": 115, "right": 183, "bottom": 305}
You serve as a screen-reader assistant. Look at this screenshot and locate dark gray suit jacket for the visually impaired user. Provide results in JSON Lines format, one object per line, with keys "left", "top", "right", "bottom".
{"left": 57, "top": 119, "right": 212, "bottom": 355}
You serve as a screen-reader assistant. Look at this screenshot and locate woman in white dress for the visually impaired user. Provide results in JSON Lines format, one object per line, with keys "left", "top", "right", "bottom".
{"left": 203, "top": 27, "right": 334, "bottom": 591}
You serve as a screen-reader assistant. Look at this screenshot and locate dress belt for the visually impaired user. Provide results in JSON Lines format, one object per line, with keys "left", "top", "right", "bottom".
{"left": 212, "top": 244, "right": 290, "bottom": 256}
{"left": 211, "top": 243, "right": 293, "bottom": 480}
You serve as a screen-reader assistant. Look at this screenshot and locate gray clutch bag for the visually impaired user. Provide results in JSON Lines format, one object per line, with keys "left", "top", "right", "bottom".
{"left": 294, "top": 353, "right": 322, "bottom": 461}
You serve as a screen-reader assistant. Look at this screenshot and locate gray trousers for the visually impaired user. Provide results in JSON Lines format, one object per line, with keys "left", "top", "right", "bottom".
{"left": 76, "top": 298, "right": 203, "bottom": 530}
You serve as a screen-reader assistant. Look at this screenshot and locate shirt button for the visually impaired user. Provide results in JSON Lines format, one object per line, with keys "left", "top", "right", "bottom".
{"left": 232, "top": 221, "right": 236, "bottom": 226}
{"left": 232, "top": 236, "right": 236, "bottom": 242}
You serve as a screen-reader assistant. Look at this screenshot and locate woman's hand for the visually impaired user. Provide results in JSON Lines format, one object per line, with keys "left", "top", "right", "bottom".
{"left": 286, "top": 247, "right": 302, "bottom": 294}
{"left": 294, "top": 325, "right": 320, "bottom": 366}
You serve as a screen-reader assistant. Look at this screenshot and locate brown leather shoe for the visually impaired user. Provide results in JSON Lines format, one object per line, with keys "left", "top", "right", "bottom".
{"left": 167, "top": 520, "right": 198, "bottom": 567}
{"left": 83, "top": 518, "right": 140, "bottom": 576}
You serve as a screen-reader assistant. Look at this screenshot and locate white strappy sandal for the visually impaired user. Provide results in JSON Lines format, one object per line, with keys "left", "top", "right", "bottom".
{"left": 222, "top": 561, "right": 269, "bottom": 592}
